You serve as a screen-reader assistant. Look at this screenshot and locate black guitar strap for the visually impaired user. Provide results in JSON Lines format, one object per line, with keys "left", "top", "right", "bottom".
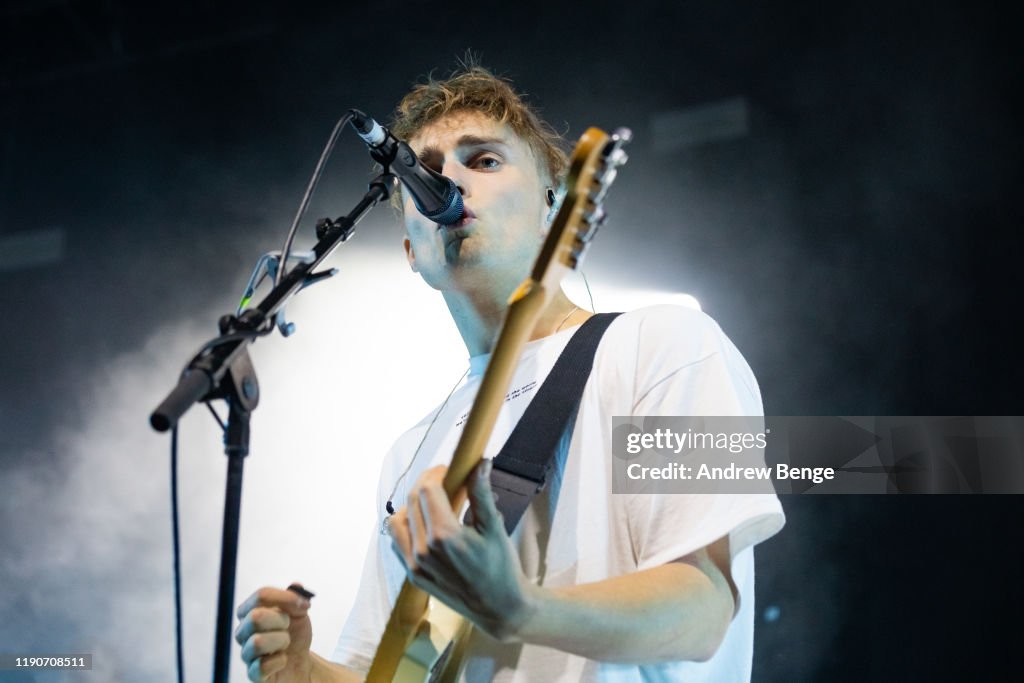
{"left": 482, "top": 312, "right": 622, "bottom": 535}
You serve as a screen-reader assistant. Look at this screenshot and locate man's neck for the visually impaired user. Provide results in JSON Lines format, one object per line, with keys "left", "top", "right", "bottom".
{"left": 442, "top": 285, "right": 591, "bottom": 357}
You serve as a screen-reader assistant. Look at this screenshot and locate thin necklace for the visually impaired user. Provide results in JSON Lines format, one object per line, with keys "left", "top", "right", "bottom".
{"left": 555, "top": 305, "right": 580, "bottom": 333}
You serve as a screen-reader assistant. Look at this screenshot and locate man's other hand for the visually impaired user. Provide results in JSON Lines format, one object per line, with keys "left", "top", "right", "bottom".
{"left": 235, "top": 584, "right": 314, "bottom": 682}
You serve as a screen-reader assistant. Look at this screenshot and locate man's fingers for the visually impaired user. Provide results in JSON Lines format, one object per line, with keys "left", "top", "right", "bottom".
{"left": 234, "top": 607, "right": 290, "bottom": 646}
{"left": 414, "top": 539, "right": 467, "bottom": 585}
{"left": 389, "top": 509, "right": 415, "bottom": 568}
{"left": 407, "top": 488, "right": 431, "bottom": 558}
{"left": 419, "top": 482, "right": 460, "bottom": 547}
{"left": 240, "top": 631, "right": 290, "bottom": 664}
{"left": 247, "top": 652, "right": 287, "bottom": 682}
{"left": 467, "top": 459, "right": 502, "bottom": 534}
{"left": 236, "top": 586, "right": 311, "bottom": 620}
{"left": 234, "top": 583, "right": 312, "bottom": 680}
{"left": 401, "top": 465, "right": 458, "bottom": 564}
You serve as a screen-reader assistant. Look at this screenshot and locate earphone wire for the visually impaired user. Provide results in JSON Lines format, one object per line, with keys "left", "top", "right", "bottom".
{"left": 580, "top": 269, "right": 596, "bottom": 312}
{"left": 383, "top": 365, "right": 471, "bottom": 523}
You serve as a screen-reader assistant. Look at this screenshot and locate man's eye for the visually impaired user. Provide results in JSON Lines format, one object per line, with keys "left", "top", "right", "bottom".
{"left": 472, "top": 155, "right": 501, "bottom": 170}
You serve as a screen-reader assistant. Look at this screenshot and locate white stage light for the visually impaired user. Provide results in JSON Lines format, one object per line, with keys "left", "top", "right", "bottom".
{"left": 563, "top": 274, "right": 701, "bottom": 313}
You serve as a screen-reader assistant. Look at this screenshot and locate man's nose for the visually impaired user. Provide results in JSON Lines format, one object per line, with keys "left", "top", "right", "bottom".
{"left": 441, "top": 162, "right": 469, "bottom": 198}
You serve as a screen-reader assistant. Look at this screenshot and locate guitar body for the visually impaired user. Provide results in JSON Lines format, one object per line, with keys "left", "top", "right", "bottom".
{"left": 388, "top": 587, "right": 468, "bottom": 683}
{"left": 370, "top": 582, "right": 470, "bottom": 683}
{"left": 366, "top": 125, "right": 631, "bottom": 683}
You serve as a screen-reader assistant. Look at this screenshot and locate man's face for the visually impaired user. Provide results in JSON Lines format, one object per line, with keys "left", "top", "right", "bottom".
{"left": 402, "top": 110, "right": 550, "bottom": 293}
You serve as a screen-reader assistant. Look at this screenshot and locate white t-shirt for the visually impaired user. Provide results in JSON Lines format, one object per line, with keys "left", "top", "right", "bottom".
{"left": 332, "top": 305, "right": 786, "bottom": 682}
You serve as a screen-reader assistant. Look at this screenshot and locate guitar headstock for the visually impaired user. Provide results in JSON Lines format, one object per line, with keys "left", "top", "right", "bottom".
{"left": 529, "top": 126, "right": 632, "bottom": 291}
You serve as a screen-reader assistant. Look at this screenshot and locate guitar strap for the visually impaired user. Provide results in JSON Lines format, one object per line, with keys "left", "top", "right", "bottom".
{"left": 481, "top": 312, "right": 622, "bottom": 535}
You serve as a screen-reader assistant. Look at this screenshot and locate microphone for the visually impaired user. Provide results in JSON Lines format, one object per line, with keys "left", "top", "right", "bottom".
{"left": 349, "top": 110, "right": 464, "bottom": 225}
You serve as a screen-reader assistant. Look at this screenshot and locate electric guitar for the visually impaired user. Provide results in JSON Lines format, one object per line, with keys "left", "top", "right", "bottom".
{"left": 366, "top": 125, "right": 631, "bottom": 683}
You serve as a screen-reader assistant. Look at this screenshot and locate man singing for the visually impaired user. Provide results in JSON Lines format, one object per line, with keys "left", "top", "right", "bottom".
{"left": 235, "top": 64, "right": 784, "bottom": 683}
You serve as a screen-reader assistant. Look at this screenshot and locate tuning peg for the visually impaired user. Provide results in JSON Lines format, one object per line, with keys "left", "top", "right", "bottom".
{"left": 581, "top": 206, "right": 606, "bottom": 236}
{"left": 600, "top": 166, "right": 619, "bottom": 188}
{"left": 602, "top": 129, "right": 632, "bottom": 161}
{"left": 589, "top": 184, "right": 610, "bottom": 205}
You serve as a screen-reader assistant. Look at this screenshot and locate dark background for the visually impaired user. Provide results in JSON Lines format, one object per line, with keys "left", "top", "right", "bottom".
{"left": 1, "top": 1, "right": 1021, "bottom": 680}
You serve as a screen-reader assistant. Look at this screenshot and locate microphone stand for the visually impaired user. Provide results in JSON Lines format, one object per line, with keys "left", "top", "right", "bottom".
{"left": 150, "top": 171, "right": 397, "bottom": 683}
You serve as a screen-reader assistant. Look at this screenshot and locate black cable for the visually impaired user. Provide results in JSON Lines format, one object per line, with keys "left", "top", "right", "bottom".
{"left": 276, "top": 112, "right": 355, "bottom": 287}
{"left": 165, "top": 110, "right": 361, "bottom": 683}
{"left": 204, "top": 401, "right": 226, "bottom": 432}
{"left": 171, "top": 425, "right": 185, "bottom": 683}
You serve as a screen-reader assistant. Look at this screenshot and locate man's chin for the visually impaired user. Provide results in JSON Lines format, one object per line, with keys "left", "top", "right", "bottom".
{"left": 442, "top": 227, "right": 476, "bottom": 265}
{"left": 440, "top": 223, "right": 474, "bottom": 243}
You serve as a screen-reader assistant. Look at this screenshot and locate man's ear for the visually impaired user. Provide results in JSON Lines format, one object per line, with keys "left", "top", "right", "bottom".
{"left": 403, "top": 236, "right": 419, "bottom": 273}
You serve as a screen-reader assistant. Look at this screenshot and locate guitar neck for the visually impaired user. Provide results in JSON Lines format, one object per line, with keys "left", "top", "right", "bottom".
{"left": 441, "top": 281, "right": 551, "bottom": 497}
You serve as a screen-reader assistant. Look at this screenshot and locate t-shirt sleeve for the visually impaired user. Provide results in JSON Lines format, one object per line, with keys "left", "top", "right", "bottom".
{"left": 329, "top": 524, "right": 391, "bottom": 673}
{"left": 624, "top": 308, "right": 785, "bottom": 575}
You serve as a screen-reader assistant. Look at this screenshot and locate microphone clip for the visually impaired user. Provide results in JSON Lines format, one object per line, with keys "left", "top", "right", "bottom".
{"left": 236, "top": 249, "right": 339, "bottom": 337}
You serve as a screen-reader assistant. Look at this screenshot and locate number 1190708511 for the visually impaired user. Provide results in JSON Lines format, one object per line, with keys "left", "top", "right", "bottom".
{"left": 0, "top": 654, "right": 92, "bottom": 670}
